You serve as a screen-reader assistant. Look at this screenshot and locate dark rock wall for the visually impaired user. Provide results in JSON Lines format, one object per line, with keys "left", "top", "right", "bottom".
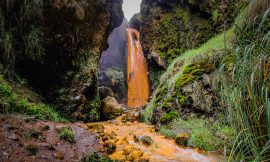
{"left": 0, "top": 0, "right": 124, "bottom": 121}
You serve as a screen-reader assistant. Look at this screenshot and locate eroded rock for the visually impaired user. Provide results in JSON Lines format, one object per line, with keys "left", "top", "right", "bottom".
{"left": 101, "top": 97, "right": 122, "bottom": 119}
{"left": 175, "top": 133, "right": 189, "bottom": 147}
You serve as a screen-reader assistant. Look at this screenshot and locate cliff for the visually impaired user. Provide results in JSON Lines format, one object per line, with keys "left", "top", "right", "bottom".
{"left": 0, "top": 0, "right": 124, "bottom": 121}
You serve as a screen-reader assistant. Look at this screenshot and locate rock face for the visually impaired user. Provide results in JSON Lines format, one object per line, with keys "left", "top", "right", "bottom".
{"left": 0, "top": 0, "right": 124, "bottom": 121}
{"left": 99, "top": 20, "right": 129, "bottom": 103}
{"left": 129, "top": 13, "right": 141, "bottom": 31}
{"left": 140, "top": 0, "right": 245, "bottom": 89}
{"left": 101, "top": 97, "right": 122, "bottom": 119}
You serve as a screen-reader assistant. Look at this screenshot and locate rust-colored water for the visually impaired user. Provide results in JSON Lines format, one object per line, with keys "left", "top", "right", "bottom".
{"left": 90, "top": 116, "right": 224, "bottom": 162}
{"left": 126, "top": 29, "right": 149, "bottom": 108}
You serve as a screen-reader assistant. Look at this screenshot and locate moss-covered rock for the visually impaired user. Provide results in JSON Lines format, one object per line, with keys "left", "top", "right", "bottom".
{"left": 140, "top": 0, "right": 245, "bottom": 90}
{"left": 143, "top": 27, "right": 236, "bottom": 151}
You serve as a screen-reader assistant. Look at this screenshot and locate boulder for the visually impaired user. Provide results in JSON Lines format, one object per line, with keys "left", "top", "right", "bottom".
{"left": 175, "top": 132, "right": 189, "bottom": 147}
{"left": 150, "top": 51, "right": 166, "bottom": 69}
{"left": 101, "top": 97, "right": 122, "bottom": 119}
{"left": 99, "top": 86, "right": 115, "bottom": 99}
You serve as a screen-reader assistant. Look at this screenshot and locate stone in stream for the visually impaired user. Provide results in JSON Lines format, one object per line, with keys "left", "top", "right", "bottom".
{"left": 175, "top": 132, "right": 190, "bottom": 147}
{"left": 101, "top": 96, "right": 122, "bottom": 119}
{"left": 103, "top": 141, "right": 116, "bottom": 154}
{"left": 141, "top": 136, "right": 154, "bottom": 146}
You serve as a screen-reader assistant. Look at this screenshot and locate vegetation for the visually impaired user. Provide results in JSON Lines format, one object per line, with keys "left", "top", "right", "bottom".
{"left": 217, "top": 1, "right": 270, "bottom": 161}
{"left": 83, "top": 152, "right": 115, "bottom": 162}
{"left": 160, "top": 118, "right": 234, "bottom": 151}
{"left": 58, "top": 126, "right": 75, "bottom": 143}
{"left": 143, "top": 28, "right": 234, "bottom": 124}
{"left": 0, "top": 74, "right": 66, "bottom": 122}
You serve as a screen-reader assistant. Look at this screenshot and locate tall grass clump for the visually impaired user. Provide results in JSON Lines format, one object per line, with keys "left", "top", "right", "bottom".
{"left": 218, "top": 1, "right": 270, "bottom": 161}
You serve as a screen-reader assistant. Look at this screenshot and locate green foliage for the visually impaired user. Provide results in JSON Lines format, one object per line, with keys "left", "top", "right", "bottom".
{"left": 218, "top": 3, "right": 270, "bottom": 161}
{"left": 159, "top": 125, "right": 177, "bottom": 139}
{"left": 83, "top": 152, "right": 115, "bottom": 162}
{"left": 0, "top": 74, "right": 66, "bottom": 122}
{"left": 58, "top": 126, "right": 75, "bottom": 143}
{"left": 86, "top": 95, "right": 101, "bottom": 121}
{"left": 159, "top": 118, "right": 235, "bottom": 151}
{"left": 160, "top": 110, "right": 179, "bottom": 123}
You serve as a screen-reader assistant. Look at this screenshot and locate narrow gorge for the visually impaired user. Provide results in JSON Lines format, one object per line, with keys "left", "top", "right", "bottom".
{"left": 0, "top": 0, "right": 270, "bottom": 162}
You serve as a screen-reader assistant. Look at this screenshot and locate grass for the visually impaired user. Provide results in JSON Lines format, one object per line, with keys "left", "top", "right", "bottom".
{"left": 0, "top": 74, "right": 67, "bottom": 122}
{"left": 217, "top": 1, "right": 270, "bottom": 161}
{"left": 58, "top": 126, "right": 75, "bottom": 143}
{"left": 159, "top": 118, "right": 235, "bottom": 151}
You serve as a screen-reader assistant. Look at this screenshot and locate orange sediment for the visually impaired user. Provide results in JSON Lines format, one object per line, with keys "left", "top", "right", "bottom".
{"left": 126, "top": 28, "right": 149, "bottom": 108}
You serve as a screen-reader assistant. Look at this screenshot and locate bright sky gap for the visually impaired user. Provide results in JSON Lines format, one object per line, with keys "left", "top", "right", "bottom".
{"left": 122, "top": 0, "right": 142, "bottom": 20}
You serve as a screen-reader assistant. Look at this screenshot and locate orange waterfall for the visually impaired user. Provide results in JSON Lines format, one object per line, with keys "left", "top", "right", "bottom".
{"left": 126, "top": 28, "right": 149, "bottom": 108}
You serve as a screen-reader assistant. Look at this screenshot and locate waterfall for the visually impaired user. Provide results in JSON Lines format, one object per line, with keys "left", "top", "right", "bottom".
{"left": 126, "top": 28, "right": 149, "bottom": 108}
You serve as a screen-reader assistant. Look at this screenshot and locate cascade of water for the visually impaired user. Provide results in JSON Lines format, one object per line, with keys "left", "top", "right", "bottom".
{"left": 126, "top": 28, "right": 149, "bottom": 108}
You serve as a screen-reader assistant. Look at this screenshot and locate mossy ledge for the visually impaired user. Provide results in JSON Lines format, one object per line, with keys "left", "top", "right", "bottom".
{"left": 143, "top": 28, "right": 235, "bottom": 151}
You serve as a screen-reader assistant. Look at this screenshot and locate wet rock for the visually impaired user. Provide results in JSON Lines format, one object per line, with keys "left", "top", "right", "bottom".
{"left": 182, "top": 79, "right": 215, "bottom": 113}
{"left": 129, "top": 13, "right": 141, "bottom": 31}
{"left": 103, "top": 142, "right": 116, "bottom": 154}
{"left": 150, "top": 51, "right": 166, "bottom": 69}
{"left": 86, "top": 123, "right": 104, "bottom": 134}
{"left": 201, "top": 74, "right": 211, "bottom": 88}
{"left": 2, "top": 151, "right": 9, "bottom": 159}
{"left": 175, "top": 133, "right": 189, "bottom": 146}
{"left": 54, "top": 151, "right": 64, "bottom": 160}
{"left": 3, "top": 125, "right": 15, "bottom": 131}
{"left": 130, "top": 149, "right": 143, "bottom": 158}
{"left": 141, "top": 136, "right": 154, "bottom": 146}
{"left": 8, "top": 133, "right": 18, "bottom": 141}
{"left": 99, "top": 86, "right": 115, "bottom": 99}
{"left": 101, "top": 97, "right": 122, "bottom": 119}
{"left": 122, "top": 110, "right": 142, "bottom": 122}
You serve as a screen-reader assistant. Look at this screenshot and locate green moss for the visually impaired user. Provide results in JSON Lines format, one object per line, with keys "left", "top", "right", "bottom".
{"left": 155, "top": 85, "right": 168, "bottom": 103}
{"left": 177, "top": 94, "right": 186, "bottom": 106}
{"left": 85, "top": 95, "right": 101, "bottom": 122}
{"left": 58, "top": 126, "right": 75, "bottom": 143}
{"left": 160, "top": 110, "right": 179, "bottom": 123}
{"left": 212, "top": 10, "right": 219, "bottom": 23}
{"left": 156, "top": 6, "right": 190, "bottom": 64}
{"left": 175, "top": 74, "right": 197, "bottom": 89}
{"left": 161, "top": 93, "right": 176, "bottom": 109}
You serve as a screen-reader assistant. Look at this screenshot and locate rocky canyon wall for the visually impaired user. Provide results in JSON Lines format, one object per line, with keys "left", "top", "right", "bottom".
{"left": 0, "top": 0, "right": 124, "bottom": 121}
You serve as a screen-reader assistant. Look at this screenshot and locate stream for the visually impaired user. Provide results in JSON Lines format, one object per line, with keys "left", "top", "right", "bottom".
{"left": 87, "top": 115, "right": 223, "bottom": 162}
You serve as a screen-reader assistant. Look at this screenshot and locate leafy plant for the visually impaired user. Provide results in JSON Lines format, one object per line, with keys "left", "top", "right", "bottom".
{"left": 58, "top": 126, "right": 75, "bottom": 143}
